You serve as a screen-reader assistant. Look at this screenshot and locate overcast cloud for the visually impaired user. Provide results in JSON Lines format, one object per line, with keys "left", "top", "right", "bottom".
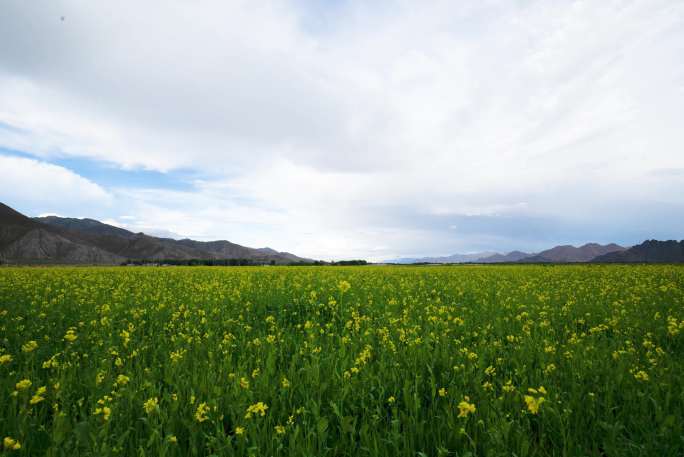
{"left": 1, "top": 0, "right": 683, "bottom": 260}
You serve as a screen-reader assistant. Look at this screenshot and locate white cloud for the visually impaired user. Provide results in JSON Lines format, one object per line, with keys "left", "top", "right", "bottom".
{"left": 0, "top": 155, "right": 111, "bottom": 213}
{"left": 1, "top": 1, "right": 684, "bottom": 259}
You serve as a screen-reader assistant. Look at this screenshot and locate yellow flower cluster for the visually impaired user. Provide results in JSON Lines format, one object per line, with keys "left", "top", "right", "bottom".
{"left": 457, "top": 396, "right": 476, "bottom": 418}
{"left": 15, "top": 379, "right": 32, "bottom": 391}
{"left": 30, "top": 385, "right": 47, "bottom": 405}
{"left": 195, "top": 402, "right": 210, "bottom": 422}
{"left": 21, "top": 340, "right": 38, "bottom": 353}
{"left": 633, "top": 370, "right": 649, "bottom": 382}
{"left": 245, "top": 401, "right": 269, "bottom": 419}
{"left": 524, "top": 387, "right": 547, "bottom": 414}
{"left": 338, "top": 280, "right": 351, "bottom": 294}
{"left": 94, "top": 405, "right": 112, "bottom": 421}
{"left": 94, "top": 395, "right": 113, "bottom": 421}
{"left": 144, "top": 397, "right": 159, "bottom": 415}
{"left": 63, "top": 328, "right": 78, "bottom": 342}
{"left": 3, "top": 437, "right": 21, "bottom": 451}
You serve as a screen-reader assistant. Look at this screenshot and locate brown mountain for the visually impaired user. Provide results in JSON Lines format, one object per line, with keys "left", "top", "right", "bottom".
{"left": 0, "top": 203, "right": 123, "bottom": 264}
{"left": 518, "top": 243, "right": 626, "bottom": 263}
{"left": 0, "top": 202, "right": 312, "bottom": 264}
{"left": 592, "top": 240, "right": 684, "bottom": 263}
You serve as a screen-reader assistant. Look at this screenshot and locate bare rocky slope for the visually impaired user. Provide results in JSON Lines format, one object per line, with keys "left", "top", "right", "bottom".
{"left": 592, "top": 240, "right": 684, "bottom": 263}
{"left": 0, "top": 202, "right": 312, "bottom": 264}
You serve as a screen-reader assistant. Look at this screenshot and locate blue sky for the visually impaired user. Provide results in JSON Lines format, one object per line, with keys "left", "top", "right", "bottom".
{"left": 1, "top": 0, "right": 684, "bottom": 260}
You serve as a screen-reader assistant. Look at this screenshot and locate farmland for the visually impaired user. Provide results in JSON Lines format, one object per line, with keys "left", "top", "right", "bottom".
{"left": 0, "top": 265, "right": 683, "bottom": 456}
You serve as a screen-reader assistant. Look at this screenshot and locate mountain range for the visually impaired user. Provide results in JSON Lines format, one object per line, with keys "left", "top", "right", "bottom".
{"left": 389, "top": 241, "right": 684, "bottom": 264}
{"left": 0, "top": 202, "right": 311, "bottom": 265}
{"left": 2, "top": 202, "right": 683, "bottom": 265}
{"left": 518, "top": 243, "right": 627, "bottom": 263}
{"left": 388, "top": 252, "right": 499, "bottom": 264}
{"left": 593, "top": 240, "right": 684, "bottom": 263}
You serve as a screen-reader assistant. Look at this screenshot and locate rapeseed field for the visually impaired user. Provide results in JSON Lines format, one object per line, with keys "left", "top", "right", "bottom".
{"left": 0, "top": 265, "right": 682, "bottom": 456}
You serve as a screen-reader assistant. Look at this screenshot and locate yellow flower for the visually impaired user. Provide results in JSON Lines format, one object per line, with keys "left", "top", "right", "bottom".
{"left": 16, "top": 379, "right": 32, "bottom": 391}
{"left": 281, "top": 377, "right": 290, "bottom": 389}
{"left": 634, "top": 370, "right": 649, "bottom": 382}
{"left": 338, "top": 280, "right": 351, "bottom": 294}
{"left": 116, "top": 374, "right": 130, "bottom": 386}
{"left": 524, "top": 395, "right": 545, "bottom": 414}
{"left": 387, "top": 395, "right": 396, "bottom": 404}
{"left": 235, "top": 426, "right": 245, "bottom": 436}
{"left": 167, "top": 435, "right": 177, "bottom": 444}
{"left": 64, "top": 329, "right": 78, "bottom": 342}
{"left": 143, "top": 397, "right": 159, "bottom": 415}
{"left": 195, "top": 402, "right": 210, "bottom": 422}
{"left": 169, "top": 349, "right": 186, "bottom": 363}
{"left": 3, "top": 437, "right": 21, "bottom": 451}
{"left": 30, "top": 386, "right": 47, "bottom": 405}
{"left": 240, "top": 377, "right": 250, "bottom": 389}
{"left": 438, "top": 388, "right": 447, "bottom": 397}
{"left": 0, "top": 354, "right": 12, "bottom": 365}
{"left": 21, "top": 340, "right": 38, "bottom": 352}
{"left": 275, "top": 425, "right": 286, "bottom": 434}
{"left": 245, "top": 401, "right": 268, "bottom": 419}
{"left": 94, "top": 406, "right": 112, "bottom": 421}
{"left": 119, "top": 329, "right": 131, "bottom": 347}
{"left": 457, "top": 397, "right": 476, "bottom": 418}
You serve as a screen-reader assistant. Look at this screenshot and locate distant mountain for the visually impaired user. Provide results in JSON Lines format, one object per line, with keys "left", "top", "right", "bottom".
{"left": 519, "top": 243, "right": 626, "bottom": 263}
{"left": 592, "top": 240, "right": 684, "bottom": 263}
{"left": 478, "top": 251, "right": 533, "bottom": 263}
{"left": 389, "top": 252, "right": 497, "bottom": 264}
{"left": 0, "top": 202, "right": 312, "bottom": 264}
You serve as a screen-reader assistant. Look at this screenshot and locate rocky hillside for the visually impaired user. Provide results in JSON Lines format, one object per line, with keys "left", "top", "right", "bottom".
{"left": 592, "top": 240, "right": 684, "bottom": 263}
{"left": 0, "top": 202, "right": 312, "bottom": 264}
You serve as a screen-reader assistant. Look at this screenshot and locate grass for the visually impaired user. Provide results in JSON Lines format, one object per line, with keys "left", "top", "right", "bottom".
{"left": 0, "top": 265, "right": 683, "bottom": 456}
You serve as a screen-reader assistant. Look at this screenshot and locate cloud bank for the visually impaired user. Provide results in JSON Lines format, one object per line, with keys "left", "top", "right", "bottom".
{"left": 1, "top": 0, "right": 683, "bottom": 260}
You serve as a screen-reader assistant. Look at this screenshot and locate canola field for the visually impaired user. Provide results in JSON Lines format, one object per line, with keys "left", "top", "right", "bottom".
{"left": 0, "top": 265, "right": 683, "bottom": 456}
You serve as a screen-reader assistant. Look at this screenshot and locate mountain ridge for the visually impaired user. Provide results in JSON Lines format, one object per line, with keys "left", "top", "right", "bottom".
{"left": 592, "top": 240, "right": 684, "bottom": 263}
{"left": 0, "top": 202, "right": 312, "bottom": 264}
{"left": 388, "top": 251, "right": 497, "bottom": 264}
{"left": 518, "top": 243, "right": 626, "bottom": 263}
{"left": 388, "top": 243, "right": 630, "bottom": 264}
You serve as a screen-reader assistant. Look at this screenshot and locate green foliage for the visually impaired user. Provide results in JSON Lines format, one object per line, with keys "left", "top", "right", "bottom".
{"left": 0, "top": 265, "right": 683, "bottom": 456}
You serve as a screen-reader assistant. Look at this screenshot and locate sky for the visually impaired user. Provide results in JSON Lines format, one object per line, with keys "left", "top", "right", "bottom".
{"left": 1, "top": 0, "right": 684, "bottom": 261}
